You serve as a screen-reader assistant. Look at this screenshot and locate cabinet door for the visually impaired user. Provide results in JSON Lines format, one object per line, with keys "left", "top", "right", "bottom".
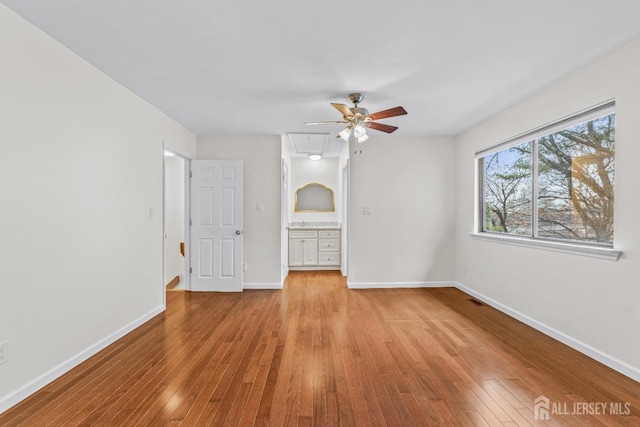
{"left": 288, "top": 239, "right": 304, "bottom": 266}
{"left": 303, "top": 239, "right": 318, "bottom": 265}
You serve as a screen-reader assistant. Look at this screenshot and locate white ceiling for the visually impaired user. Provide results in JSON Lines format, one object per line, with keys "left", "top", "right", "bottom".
{"left": 3, "top": 1, "right": 640, "bottom": 137}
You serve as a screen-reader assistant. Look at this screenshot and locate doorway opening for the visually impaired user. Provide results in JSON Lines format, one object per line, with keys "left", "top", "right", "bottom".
{"left": 163, "top": 146, "right": 191, "bottom": 305}
{"left": 281, "top": 133, "right": 349, "bottom": 282}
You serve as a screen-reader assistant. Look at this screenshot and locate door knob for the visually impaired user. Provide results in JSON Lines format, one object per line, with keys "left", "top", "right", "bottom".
{"left": 235, "top": 230, "right": 242, "bottom": 235}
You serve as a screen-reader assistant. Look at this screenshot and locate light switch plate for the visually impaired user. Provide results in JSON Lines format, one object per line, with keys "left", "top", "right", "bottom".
{"left": 362, "top": 206, "right": 373, "bottom": 215}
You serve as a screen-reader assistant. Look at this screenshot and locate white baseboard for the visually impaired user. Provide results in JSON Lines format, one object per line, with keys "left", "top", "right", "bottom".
{"left": 346, "top": 280, "right": 455, "bottom": 289}
{"left": 243, "top": 282, "right": 283, "bottom": 290}
{"left": 0, "top": 305, "right": 164, "bottom": 415}
{"left": 453, "top": 281, "right": 640, "bottom": 383}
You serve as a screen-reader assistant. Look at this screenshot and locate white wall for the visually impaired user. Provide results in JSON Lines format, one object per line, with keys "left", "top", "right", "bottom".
{"left": 454, "top": 37, "right": 640, "bottom": 378}
{"left": 164, "top": 155, "right": 185, "bottom": 287}
{"left": 0, "top": 4, "right": 196, "bottom": 411}
{"left": 290, "top": 157, "right": 340, "bottom": 223}
{"left": 348, "top": 136, "right": 456, "bottom": 285}
{"left": 197, "top": 135, "right": 282, "bottom": 286}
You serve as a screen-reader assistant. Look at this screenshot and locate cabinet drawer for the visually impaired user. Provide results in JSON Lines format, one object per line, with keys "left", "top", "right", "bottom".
{"left": 318, "top": 230, "right": 340, "bottom": 238}
{"left": 318, "top": 253, "right": 340, "bottom": 265}
{"left": 289, "top": 230, "right": 318, "bottom": 239}
{"left": 318, "top": 239, "right": 340, "bottom": 251}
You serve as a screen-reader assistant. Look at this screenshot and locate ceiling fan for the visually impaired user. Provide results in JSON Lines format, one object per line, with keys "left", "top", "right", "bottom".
{"left": 304, "top": 93, "right": 407, "bottom": 142}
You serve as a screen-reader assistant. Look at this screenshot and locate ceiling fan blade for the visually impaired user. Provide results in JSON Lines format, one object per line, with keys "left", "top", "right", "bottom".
{"left": 331, "top": 103, "right": 354, "bottom": 119}
{"left": 368, "top": 122, "right": 399, "bottom": 133}
{"left": 367, "top": 106, "right": 407, "bottom": 121}
{"left": 304, "top": 120, "right": 348, "bottom": 125}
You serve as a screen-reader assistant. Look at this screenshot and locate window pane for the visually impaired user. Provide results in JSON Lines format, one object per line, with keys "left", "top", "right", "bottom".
{"left": 537, "top": 114, "right": 615, "bottom": 243}
{"left": 483, "top": 141, "right": 532, "bottom": 236}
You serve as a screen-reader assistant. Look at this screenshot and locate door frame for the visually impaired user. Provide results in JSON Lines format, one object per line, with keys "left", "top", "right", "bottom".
{"left": 280, "top": 157, "right": 290, "bottom": 284}
{"left": 341, "top": 159, "right": 349, "bottom": 276}
{"left": 162, "top": 142, "right": 192, "bottom": 307}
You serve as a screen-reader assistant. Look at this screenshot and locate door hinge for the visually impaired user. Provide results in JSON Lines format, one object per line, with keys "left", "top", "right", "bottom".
{"left": 189, "top": 171, "right": 193, "bottom": 178}
{"left": 189, "top": 267, "right": 192, "bottom": 274}
{"left": 189, "top": 219, "right": 192, "bottom": 226}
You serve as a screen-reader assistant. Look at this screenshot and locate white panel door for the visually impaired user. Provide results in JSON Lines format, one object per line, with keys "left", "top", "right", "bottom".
{"left": 190, "top": 160, "right": 243, "bottom": 292}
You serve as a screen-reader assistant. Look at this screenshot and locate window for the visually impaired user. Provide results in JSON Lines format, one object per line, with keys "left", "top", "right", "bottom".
{"left": 477, "top": 102, "right": 616, "bottom": 250}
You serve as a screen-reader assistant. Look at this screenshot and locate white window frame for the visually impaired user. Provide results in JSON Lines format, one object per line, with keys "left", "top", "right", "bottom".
{"left": 473, "top": 101, "right": 621, "bottom": 261}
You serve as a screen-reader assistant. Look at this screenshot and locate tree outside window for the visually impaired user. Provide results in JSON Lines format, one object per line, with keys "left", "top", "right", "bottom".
{"left": 484, "top": 142, "right": 532, "bottom": 236}
{"left": 480, "top": 110, "right": 615, "bottom": 245}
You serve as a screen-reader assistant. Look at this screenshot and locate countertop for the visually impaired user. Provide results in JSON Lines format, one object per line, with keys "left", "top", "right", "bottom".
{"left": 288, "top": 222, "right": 341, "bottom": 230}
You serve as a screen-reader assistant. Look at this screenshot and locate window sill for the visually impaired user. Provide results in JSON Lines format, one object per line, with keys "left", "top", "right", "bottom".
{"left": 469, "top": 232, "right": 622, "bottom": 261}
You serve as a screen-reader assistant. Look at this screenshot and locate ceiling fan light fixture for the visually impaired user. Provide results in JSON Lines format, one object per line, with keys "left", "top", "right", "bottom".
{"left": 338, "top": 128, "right": 352, "bottom": 141}
{"left": 304, "top": 93, "right": 407, "bottom": 140}
{"left": 353, "top": 124, "right": 367, "bottom": 139}
{"left": 308, "top": 153, "right": 322, "bottom": 161}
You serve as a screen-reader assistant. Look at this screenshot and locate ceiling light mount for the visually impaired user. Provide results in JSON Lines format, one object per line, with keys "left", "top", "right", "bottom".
{"left": 348, "top": 92, "right": 364, "bottom": 107}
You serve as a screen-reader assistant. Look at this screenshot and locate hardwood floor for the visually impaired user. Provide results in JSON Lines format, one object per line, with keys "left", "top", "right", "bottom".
{"left": 1, "top": 271, "right": 639, "bottom": 426}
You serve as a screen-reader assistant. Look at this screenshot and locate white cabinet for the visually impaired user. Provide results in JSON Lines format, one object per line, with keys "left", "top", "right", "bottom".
{"left": 289, "top": 228, "right": 340, "bottom": 270}
{"left": 318, "top": 230, "right": 340, "bottom": 239}
{"left": 318, "top": 239, "right": 339, "bottom": 251}
{"left": 288, "top": 230, "right": 318, "bottom": 266}
{"left": 288, "top": 239, "right": 304, "bottom": 266}
{"left": 288, "top": 237, "right": 318, "bottom": 266}
{"left": 303, "top": 239, "right": 318, "bottom": 265}
{"left": 318, "top": 252, "right": 340, "bottom": 266}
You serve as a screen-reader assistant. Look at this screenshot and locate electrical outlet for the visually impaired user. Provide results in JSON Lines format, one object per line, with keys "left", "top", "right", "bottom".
{"left": 0, "top": 341, "right": 8, "bottom": 365}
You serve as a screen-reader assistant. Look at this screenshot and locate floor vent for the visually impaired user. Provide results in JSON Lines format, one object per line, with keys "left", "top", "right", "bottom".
{"left": 468, "top": 298, "right": 486, "bottom": 306}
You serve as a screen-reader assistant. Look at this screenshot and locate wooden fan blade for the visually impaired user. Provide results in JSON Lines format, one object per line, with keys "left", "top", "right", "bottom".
{"left": 304, "top": 121, "right": 348, "bottom": 125}
{"left": 331, "top": 103, "right": 354, "bottom": 119}
{"left": 368, "top": 122, "right": 399, "bottom": 133}
{"left": 367, "top": 106, "right": 407, "bottom": 121}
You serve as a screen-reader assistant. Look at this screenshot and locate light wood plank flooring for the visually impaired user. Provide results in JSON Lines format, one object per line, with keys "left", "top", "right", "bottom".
{"left": 1, "top": 271, "right": 639, "bottom": 426}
